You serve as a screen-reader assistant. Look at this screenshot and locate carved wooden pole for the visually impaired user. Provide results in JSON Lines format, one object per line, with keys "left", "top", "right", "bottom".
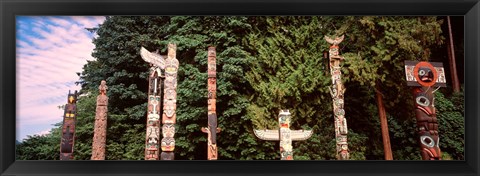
{"left": 60, "top": 90, "right": 78, "bottom": 160}
{"left": 160, "top": 43, "right": 179, "bottom": 160}
{"left": 144, "top": 69, "right": 163, "bottom": 160}
{"left": 254, "top": 110, "right": 313, "bottom": 160}
{"left": 91, "top": 80, "right": 108, "bottom": 160}
{"left": 201, "top": 47, "right": 221, "bottom": 160}
{"left": 405, "top": 61, "right": 447, "bottom": 160}
{"left": 325, "top": 35, "right": 349, "bottom": 160}
{"left": 140, "top": 46, "right": 166, "bottom": 160}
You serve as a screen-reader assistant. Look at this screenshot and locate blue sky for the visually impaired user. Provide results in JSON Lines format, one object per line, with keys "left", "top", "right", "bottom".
{"left": 16, "top": 16, "right": 106, "bottom": 141}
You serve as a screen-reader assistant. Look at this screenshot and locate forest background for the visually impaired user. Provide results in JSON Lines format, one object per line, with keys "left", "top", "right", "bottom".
{"left": 16, "top": 16, "right": 465, "bottom": 160}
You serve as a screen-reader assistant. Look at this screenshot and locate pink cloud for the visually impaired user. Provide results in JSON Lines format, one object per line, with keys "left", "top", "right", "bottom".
{"left": 16, "top": 16, "right": 105, "bottom": 140}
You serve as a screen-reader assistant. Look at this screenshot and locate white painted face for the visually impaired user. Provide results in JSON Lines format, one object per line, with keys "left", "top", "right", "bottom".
{"left": 162, "top": 124, "right": 175, "bottom": 138}
{"left": 164, "top": 100, "right": 176, "bottom": 117}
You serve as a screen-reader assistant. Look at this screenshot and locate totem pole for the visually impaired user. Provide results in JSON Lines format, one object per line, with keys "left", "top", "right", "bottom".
{"left": 254, "top": 110, "right": 313, "bottom": 160}
{"left": 91, "top": 80, "right": 108, "bottom": 160}
{"left": 60, "top": 90, "right": 78, "bottom": 160}
{"left": 325, "top": 35, "right": 349, "bottom": 160}
{"left": 161, "top": 43, "right": 179, "bottom": 160}
{"left": 201, "top": 47, "right": 221, "bottom": 160}
{"left": 140, "top": 46, "right": 166, "bottom": 160}
{"left": 404, "top": 60, "right": 447, "bottom": 160}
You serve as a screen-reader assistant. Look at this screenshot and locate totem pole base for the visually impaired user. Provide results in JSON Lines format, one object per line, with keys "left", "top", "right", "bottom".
{"left": 161, "top": 152, "right": 175, "bottom": 160}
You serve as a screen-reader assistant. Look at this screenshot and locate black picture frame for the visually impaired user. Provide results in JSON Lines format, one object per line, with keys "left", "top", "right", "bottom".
{"left": 1, "top": 0, "right": 478, "bottom": 176}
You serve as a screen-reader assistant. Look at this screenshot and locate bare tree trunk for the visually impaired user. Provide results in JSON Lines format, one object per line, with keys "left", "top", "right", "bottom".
{"left": 447, "top": 16, "right": 460, "bottom": 93}
{"left": 375, "top": 86, "right": 393, "bottom": 160}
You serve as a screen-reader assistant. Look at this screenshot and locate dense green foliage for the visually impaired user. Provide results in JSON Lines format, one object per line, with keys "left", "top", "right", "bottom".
{"left": 16, "top": 16, "right": 464, "bottom": 160}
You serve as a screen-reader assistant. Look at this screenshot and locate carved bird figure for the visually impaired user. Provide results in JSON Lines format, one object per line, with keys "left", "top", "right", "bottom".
{"left": 140, "top": 47, "right": 165, "bottom": 69}
{"left": 325, "top": 35, "right": 345, "bottom": 46}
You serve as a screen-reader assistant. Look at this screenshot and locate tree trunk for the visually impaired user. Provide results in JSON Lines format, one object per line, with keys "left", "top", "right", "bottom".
{"left": 447, "top": 16, "right": 460, "bottom": 93}
{"left": 375, "top": 86, "right": 393, "bottom": 160}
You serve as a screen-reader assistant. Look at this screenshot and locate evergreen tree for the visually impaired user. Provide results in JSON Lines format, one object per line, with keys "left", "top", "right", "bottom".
{"left": 16, "top": 16, "right": 464, "bottom": 161}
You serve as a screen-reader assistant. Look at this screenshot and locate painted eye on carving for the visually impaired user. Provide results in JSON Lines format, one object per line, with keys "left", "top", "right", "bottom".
{"left": 418, "top": 67, "right": 434, "bottom": 83}
{"left": 416, "top": 96, "right": 430, "bottom": 106}
{"left": 418, "top": 70, "right": 425, "bottom": 76}
{"left": 420, "top": 136, "right": 435, "bottom": 148}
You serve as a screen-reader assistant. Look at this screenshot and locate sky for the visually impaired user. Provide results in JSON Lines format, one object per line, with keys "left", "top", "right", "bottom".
{"left": 16, "top": 16, "right": 106, "bottom": 141}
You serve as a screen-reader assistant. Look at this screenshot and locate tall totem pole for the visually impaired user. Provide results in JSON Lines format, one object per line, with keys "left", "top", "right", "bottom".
{"left": 60, "top": 90, "right": 78, "bottom": 160}
{"left": 404, "top": 60, "right": 447, "bottom": 160}
{"left": 254, "top": 110, "right": 313, "bottom": 160}
{"left": 91, "top": 80, "right": 108, "bottom": 160}
{"left": 325, "top": 35, "right": 349, "bottom": 160}
{"left": 161, "top": 44, "right": 179, "bottom": 160}
{"left": 201, "top": 47, "right": 221, "bottom": 160}
{"left": 140, "top": 46, "right": 166, "bottom": 160}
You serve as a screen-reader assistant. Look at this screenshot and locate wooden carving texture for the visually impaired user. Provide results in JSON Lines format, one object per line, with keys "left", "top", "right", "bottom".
{"left": 144, "top": 67, "right": 162, "bottom": 160}
{"left": 201, "top": 47, "right": 221, "bottom": 160}
{"left": 325, "top": 35, "right": 349, "bottom": 160}
{"left": 161, "top": 43, "right": 179, "bottom": 160}
{"left": 405, "top": 61, "right": 444, "bottom": 160}
{"left": 253, "top": 110, "right": 313, "bottom": 160}
{"left": 91, "top": 80, "right": 108, "bottom": 160}
{"left": 413, "top": 87, "right": 441, "bottom": 160}
{"left": 60, "top": 90, "right": 78, "bottom": 160}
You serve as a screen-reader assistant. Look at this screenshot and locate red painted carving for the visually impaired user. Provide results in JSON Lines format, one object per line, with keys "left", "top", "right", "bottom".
{"left": 161, "top": 43, "right": 179, "bottom": 160}
{"left": 325, "top": 35, "right": 349, "bottom": 160}
{"left": 405, "top": 60, "right": 446, "bottom": 160}
{"left": 202, "top": 47, "right": 221, "bottom": 160}
{"left": 60, "top": 90, "right": 78, "bottom": 160}
{"left": 141, "top": 47, "right": 164, "bottom": 160}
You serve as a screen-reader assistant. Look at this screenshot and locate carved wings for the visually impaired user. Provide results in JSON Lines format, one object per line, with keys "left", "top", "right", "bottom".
{"left": 140, "top": 47, "right": 165, "bottom": 69}
{"left": 325, "top": 35, "right": 345, "bottom": 45}
{"left": 291, "top": 130, "right": 313, "bottom": 141}
{"left": 254, "top": 129, "right": 313, "bottom": 141}
{"left": 254, "top": 129, "right": 279, "bottom": 141}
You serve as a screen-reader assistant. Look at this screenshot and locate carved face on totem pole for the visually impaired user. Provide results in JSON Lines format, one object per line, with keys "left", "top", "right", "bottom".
{"left": 60, "top": 127, "right": 74, "bottom": 153}
{"left": 165, "top": 89, "right": 176, "bottom": 100}
{"left": 165, "top": 57, "right": 179, "bottom": 77}
{"left": 162, "top": 124, "right": 175, "bottom": 138}
{"left": 404, "top": 60, "right": 446, "bottom": 160}
{"left": 413, "top": 62, "right": 437, "bottom": 87}
{"left": 168, "top": 44, "right": 176, "bottom": 59}
{"left": 413, "top": 87, "right": 441, "bottom": 160}
{"left": 329, "top": 46, "right": 339, "bottom": 58}
{"left": 164, "top": 75, "right": 177, "bottom": 88}
{"left": 99, "top": 80, "right": 108, "bottom": 95}
{"left": 404, "top": 61, "right": 447, "bottom": 87}
{"left": 208, "top": 47, "right": 216, "bottom": 77}
{"left": 67, "top": 95, "right": 76, "bottom": 104}
{"left": 278, "top": 110, "right": 291, "bottom": 128}
{"left": 148, "top": 96, "right": 161, "bottom": 115}
{"left": 161, "top": 137, "right": 175, "bottom": 151}
{"left": 164, "top": 100, "right": 176, "bottom": 118}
